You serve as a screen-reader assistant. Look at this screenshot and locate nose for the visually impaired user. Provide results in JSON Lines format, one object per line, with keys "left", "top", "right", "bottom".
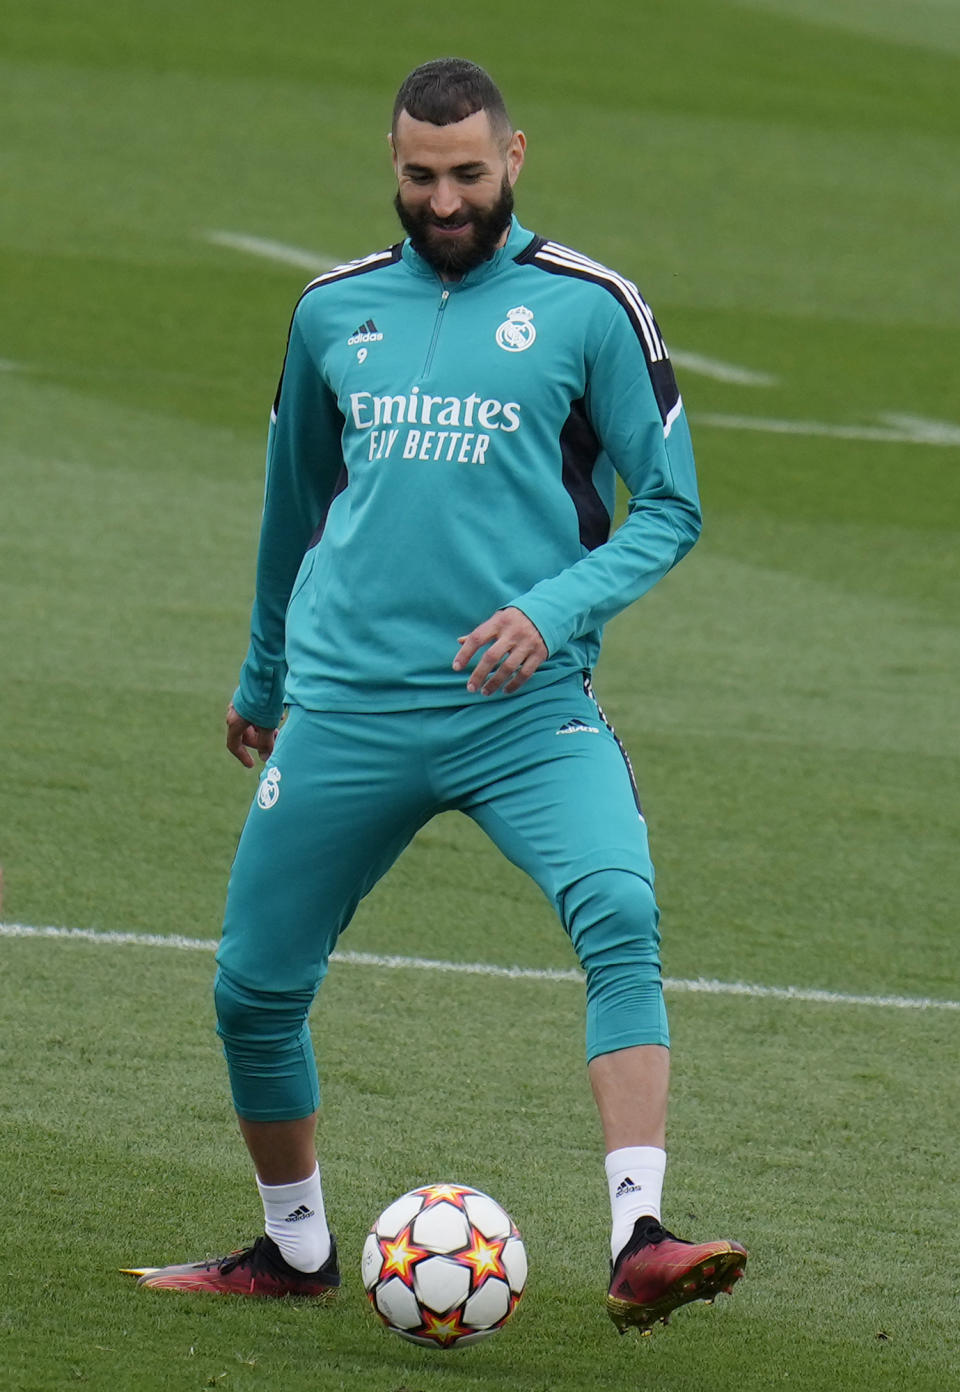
{"left": 430, "top": 178, "right": 462, "bottom": 220}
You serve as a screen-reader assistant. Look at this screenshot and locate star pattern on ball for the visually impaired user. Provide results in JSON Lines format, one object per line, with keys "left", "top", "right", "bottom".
{"left": 419, "top": 1307, "right": 474, "bottom": 1346}
{"left": 418, "top": 1183, "right": 468, "bottom": 1206}
{"left": 460, "top": 1231, "right": 507, "bottom": 1284}
{"left": 379, "top": 1226, "right": 429, "bottom": 1285}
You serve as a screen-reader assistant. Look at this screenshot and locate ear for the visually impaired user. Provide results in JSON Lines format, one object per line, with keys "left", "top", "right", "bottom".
{"left": 506, "top": 129, "right": 526, "bottom": 187}
{"left": 388, "top": 130, "right": 398, "bottom": 175}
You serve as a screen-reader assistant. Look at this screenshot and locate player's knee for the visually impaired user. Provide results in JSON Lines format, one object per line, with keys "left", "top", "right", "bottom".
{"left": 214, "top": 966, "right": 314, "bottom": 1047}
{"left": 562, "top": 870, "right": 669, "bottom": 1057}
{"left": 561, "top": 868, "right": 660, "bottom": 971}
{"left": 214, "top": 967, "right": 320, "bottom": 1120}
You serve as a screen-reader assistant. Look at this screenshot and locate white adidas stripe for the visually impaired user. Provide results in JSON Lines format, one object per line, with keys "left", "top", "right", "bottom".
{"left": 537, "top": 243, "right": 680, "bottom": 437}
{"left": 535, "top": 249, "right": 660, "bottom": 361}
{"left": 538, "top": 243, "right": 665, "bottom": 362}
{"left": 2, "top": 922, "right": 957, "bottom": 1013}
{"left": 301, "top": 248, "right": 395, "bottom": 294}
{"left": 556, "top": 242, "right": 662, "bottom": 356}
{"left": 544, "top": 241, "right": 664, "bottom": 355}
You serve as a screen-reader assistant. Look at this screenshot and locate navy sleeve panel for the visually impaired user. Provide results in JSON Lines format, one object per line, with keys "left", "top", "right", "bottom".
{"left": 559, "top": 397, "right": 608, "bottom": 551}
{"left": 505, "top": 250, "right": 701, "bottom": 655}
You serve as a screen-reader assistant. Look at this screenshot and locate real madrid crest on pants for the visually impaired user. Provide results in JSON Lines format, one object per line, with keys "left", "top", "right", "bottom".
{"left": 496, "top": 306, "right": 536, "bottom": 353}
{"left": 257, "top": 766, "right": 282, "bottom": 810}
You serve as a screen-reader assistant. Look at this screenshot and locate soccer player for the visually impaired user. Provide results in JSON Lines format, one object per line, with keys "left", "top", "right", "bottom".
{"left": 129, "top": 58, "right": 746, "bottom": 1332}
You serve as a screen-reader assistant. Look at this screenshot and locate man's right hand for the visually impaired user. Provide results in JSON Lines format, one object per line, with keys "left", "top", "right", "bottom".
{"left": 225, "top": 703, "right": 277, "bottom": 768}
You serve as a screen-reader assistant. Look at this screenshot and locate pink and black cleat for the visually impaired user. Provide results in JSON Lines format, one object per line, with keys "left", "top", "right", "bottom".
{"left": 606, "top": 1216, "right": 747, "bottom": 1333}
{"left": 122, "top": 1233, "right": 340, "bottom": 1298}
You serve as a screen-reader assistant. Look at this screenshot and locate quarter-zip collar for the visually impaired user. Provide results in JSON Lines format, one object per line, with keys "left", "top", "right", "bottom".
{"left": 400, "top": 215, "right": 536, "bottom": 286}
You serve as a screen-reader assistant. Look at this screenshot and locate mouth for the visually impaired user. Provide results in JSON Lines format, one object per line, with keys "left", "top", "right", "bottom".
{"left": 430, "top": 220, "right": 472, "bottom": 236}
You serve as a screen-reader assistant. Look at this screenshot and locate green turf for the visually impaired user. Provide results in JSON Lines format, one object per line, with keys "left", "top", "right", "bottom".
{"left": 1, "top": 0, "right": 958, "bottom": 1388}
{"left": 2, "top": 938, "right": 958, "bottom": 1391}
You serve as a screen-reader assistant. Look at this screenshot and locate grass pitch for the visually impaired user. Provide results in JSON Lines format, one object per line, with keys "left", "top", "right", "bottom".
{"left": 2, "top": 2, "right": 958, "bottom": 1389}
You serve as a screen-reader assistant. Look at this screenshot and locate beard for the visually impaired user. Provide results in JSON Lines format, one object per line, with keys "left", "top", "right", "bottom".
{"left": 394, "top": 176, "right": 514, "bottom": 276}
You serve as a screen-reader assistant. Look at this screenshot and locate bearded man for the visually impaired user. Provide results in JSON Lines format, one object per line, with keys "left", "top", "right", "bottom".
{"left": 128, "top": 57, "right": 746, "bottom": 1335}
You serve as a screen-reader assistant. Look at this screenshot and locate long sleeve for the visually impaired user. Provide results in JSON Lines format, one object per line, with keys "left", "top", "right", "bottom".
{"left": 232, "top": 310, "right": 347, "bottom": 728}
{"left": 505, "top": 302, "right": 701, "bottom": 655}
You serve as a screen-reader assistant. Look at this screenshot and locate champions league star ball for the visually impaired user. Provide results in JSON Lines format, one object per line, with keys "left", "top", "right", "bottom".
{"left": 362, "top": 1183, "right": 527, "bottom": 1347}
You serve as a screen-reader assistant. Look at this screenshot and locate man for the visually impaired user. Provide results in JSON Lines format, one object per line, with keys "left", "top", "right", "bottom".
{"left": 129, "top": 58, "right": 746, "bottom": 1333}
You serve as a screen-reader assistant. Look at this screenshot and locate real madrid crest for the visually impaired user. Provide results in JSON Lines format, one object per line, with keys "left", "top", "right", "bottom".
{"left": 496, "top": 305, "right": 536, "bottom": 353}
{"left": 257, "top": 765, "right": 282, "bottom": 810}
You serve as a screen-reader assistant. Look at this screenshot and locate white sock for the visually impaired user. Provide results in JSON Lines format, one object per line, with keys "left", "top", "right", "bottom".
{"left": 257, "top": 1164, "right": 331, "bottom": 1273}
{"left": 606, "top": 1146, "right": 666, "bottom": 1261}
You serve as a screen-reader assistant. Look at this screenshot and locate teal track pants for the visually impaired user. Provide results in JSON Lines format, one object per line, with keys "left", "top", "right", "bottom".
{"left": 215, "top": 674, "right": 668, "bottom": 1120}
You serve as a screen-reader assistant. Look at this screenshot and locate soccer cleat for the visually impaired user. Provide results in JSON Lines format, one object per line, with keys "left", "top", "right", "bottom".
{"left": 122, "top": 1233, "right": 340, "bottom": 1298}
{"left": 606, "top": 1217, "right": 747, "bottom": 1334}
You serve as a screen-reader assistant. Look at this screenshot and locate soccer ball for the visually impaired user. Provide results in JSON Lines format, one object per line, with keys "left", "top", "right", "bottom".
{"left": 362, "top": 1183, "right": 527, "bottom": 1347}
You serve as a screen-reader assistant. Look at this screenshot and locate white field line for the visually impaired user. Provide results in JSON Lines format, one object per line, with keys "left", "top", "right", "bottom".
{"left": 878, "top": 412, "right": 960, "bottom": 444}
{"left": 671, "top": 350, "right": 776, "bottom": 387}
{"left": 695, "top": 411, "right": 960, "bottom": 447}
{"left": 2, "top": 922, "right": 957, "bottom": 1013}
{"left": 205, "top": 230, "right": 340, "bottom": 273}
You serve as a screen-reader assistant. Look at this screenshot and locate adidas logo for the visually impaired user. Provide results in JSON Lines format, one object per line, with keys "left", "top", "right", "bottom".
{"left": 284, "top": 1205, "right": 316, "bottom": 1223}
{"left": 557, "top": 718, "right": 600, "bottom": 736}
{"left": 348, "top": 318, "right": 384, "bottom": 345}
{"left": 615, "top": 1177, "right": 644, "bottom": 1198}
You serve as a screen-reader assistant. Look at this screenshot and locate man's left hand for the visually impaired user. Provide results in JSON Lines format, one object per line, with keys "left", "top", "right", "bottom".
{"left": 453, "top": 607, "right": 548, "bottom": 696}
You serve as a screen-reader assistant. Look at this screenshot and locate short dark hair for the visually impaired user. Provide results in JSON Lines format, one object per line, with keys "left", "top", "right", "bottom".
{"left": 392, "top": 59, "right": 513, "bottom": 143}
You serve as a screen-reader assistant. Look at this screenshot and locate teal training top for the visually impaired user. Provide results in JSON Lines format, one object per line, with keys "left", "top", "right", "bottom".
{"left": 233, "top": 216, "right": 701, "bottom": 723}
